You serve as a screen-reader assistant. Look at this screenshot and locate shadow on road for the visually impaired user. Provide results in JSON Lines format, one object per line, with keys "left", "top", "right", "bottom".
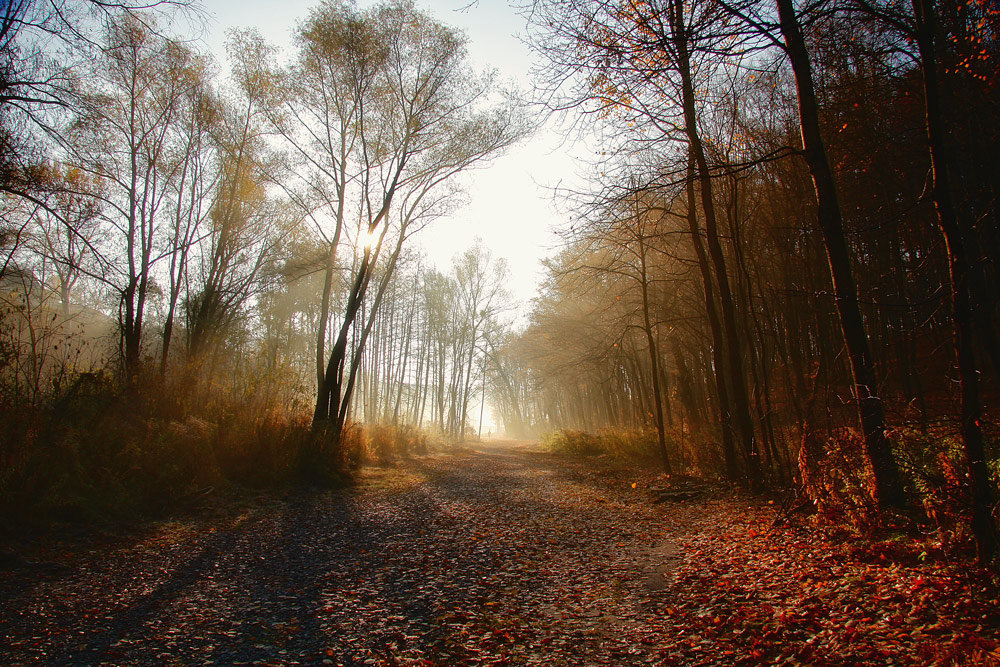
{"left": 1, "top": 441, "right": 672, "bottom": 665}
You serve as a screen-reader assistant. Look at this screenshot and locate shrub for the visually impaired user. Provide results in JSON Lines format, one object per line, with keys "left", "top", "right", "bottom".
{"left": 798, "top": 427, "right": 880, "bottom": 525}
{"left": 543, "top": 428, "right": 664, "bottom": 463}
{"left": 893, "top": 425, "right": 1000, "bottom": 549}
{"left": 543, "top": 429, "right": 600, "bottom": 456}
{"left": 340, "top": 420, "right": 370, "bottom": 470}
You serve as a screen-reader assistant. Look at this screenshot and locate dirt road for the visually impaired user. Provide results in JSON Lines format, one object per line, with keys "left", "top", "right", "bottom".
{"left": 4, "top": 440, "right": 997, "bottom": 666}
{"left": 1, "top": 441, "right": 695, "bottom": 666}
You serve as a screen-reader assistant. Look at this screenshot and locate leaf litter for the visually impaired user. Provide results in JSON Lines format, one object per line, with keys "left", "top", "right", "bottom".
{"left": 1, "top": 440, "right": 998, "bottom": 666}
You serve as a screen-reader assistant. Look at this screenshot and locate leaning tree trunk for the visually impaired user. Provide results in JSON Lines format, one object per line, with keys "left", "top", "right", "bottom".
{"left": 672, "top": 1, "right": 763, "bottom": 489}
{"left": 912, "top": 0, "right": 997, "bottom": 561}
{"left": 315, "top": 243, "right": 338, "bottom": 392}
{"left": 776, "top": 0, "right": 905, "bottom": 509}
{"left": 337, "top": 234, "right": 408, "bottom": 433}
{"left": 314, "top": 247, "right": 372, "bottom": 429}
{"left": 684, "top": 148, "right": 739, "bottom": 481}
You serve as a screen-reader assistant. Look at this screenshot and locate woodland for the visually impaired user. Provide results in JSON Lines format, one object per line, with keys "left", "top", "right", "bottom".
{"left": 510, "top": 0, "right": 1000, "bottom": 563}
{"left": 2, "top": 0, "right": 1000, "bottom": 662}
{"left": 2, "top": 0, "right": 526, "bottom": 511}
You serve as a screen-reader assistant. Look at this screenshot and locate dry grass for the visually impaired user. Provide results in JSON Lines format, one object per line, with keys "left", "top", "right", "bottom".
{"left": 541, "top": 426, "right": 729, "bottom": 478}
{"left": 0, "top": 360, "right": 312, "bottom": 527}
{"left": 0, "top": 357, "right": 450, "bottom": 531}
{"left": 343, "top": 422, "right": 440, "bottom": 467}
{"left": 542, "top": 428, "right": 663, "bottom": 464}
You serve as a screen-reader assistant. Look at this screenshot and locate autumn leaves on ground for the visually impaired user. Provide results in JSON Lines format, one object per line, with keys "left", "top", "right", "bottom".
{"left": 2, "top": 440, "right": 998, "bottom": 666}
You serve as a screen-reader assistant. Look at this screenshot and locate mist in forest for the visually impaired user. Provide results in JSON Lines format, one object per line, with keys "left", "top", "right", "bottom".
{"left": 2, "top": 0, "right": 1000, "bottom": 564}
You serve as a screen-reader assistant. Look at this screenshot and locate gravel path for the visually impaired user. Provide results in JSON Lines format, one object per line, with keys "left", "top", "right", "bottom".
{"left": 1, "top": 441, "right": 696, "bottom": 666}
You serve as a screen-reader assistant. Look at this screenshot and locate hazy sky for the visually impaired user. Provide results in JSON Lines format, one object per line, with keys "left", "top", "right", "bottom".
{"left": 199, "top": 0, "right": 586, "bottom": 320}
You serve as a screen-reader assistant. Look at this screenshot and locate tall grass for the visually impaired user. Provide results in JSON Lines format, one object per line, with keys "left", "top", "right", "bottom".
{"left": 541, "top": 426, "right": 733, "bottom": 478}
{"left": 342, "top": 422, "right": 438, "bottom": 467}
{"left": 1, "top": 365, "right": 309, "bottom": 526}
{"left": 0, "top": 355, "right": 444, "bottom": 531}
{"left": 543, "top": 428, "right": 665, "bottom": 464}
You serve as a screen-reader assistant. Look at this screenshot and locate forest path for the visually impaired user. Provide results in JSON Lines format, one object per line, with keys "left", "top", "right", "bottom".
{"left": 3, "top": 440, "right": 997, "bottom": 665}
{"left": 0, "top": 440, "right": 699, "bottom": 665}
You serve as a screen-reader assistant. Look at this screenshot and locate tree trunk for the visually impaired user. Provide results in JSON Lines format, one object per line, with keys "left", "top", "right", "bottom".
{"left": 314, "top": 248, "right": 371, "bottom": 428}
{"left": 776, "top": 0, "right": 904, "bottom": 509}
{"left": 316, "top": 243, "right": 337, "bottom": 392}
{"left": 639, "top": 231, "right": 672, "bottom": 473}
{"left": 684, "top": 147, "right": 738, "bottom": 480}
{"left": 672, "top": 0, "right": 763, "bottom": 489}
{"left": 912, "top": 0, "right": 997, "bottom": 561}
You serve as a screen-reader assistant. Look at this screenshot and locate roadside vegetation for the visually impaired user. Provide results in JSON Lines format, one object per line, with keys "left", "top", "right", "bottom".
{"left": 0, "top": 361, "right": 448, "bottom": 531}
{"left": 542, "top": 422, "right": 999, "bottom": 565}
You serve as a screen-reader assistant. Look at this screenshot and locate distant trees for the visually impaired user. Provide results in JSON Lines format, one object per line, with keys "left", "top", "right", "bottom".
{"left": 277, "top": 241, "right": 513, "bottom": 440}
{"left": 543, "top": 189, "right": 678, "bottom": 472}
{"left": 446, "top": 244, "right": 510, "bottom": 439}
{"left": 184, "top": 53, "right": 284, "bottom": 363}
{"left": 30, "top": 165, "right": 102, "bottom": 316}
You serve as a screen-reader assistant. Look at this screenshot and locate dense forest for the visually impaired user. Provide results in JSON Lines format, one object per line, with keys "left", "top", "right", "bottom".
{"left": 2, "top": 0, "right": 999, "bottom": 569}
{"left": 493, "top": 0, "right": 1000, "bottom": 562}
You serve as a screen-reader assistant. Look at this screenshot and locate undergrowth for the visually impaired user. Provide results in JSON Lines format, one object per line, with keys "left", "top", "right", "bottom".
{"left": 545, "top": 423, "right": 1000, "bottom": 562}
{"left": 543, "top": 428, "right": 664, "bottom": 465}
{"left": 541, "top": 427, "right": 726, "bottom": 478}
{"left": 0, "top": 364, "right": 443, "bottom": 533}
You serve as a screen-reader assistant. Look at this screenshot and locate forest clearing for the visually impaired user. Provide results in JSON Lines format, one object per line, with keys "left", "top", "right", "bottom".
{"left": 3, "top": 440, "right": 998, "bottom": 666}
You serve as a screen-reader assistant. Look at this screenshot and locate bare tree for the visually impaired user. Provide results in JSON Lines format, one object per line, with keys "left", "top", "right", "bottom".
{"left": 307, "top": 1, "right": 525, "bottom": 449}
{"left": 160, "top": 54, "right": 218, "bottom": 372}
{"left": 1, "top": 0, "right": 196, "bottom": 200}
{"left": 68, "top": 15, "right": 202, "bottom": 375}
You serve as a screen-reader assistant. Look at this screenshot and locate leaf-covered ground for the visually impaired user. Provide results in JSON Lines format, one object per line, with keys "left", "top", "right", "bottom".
{"left": 2, "top": 440, "right": 998, "bottom": 665}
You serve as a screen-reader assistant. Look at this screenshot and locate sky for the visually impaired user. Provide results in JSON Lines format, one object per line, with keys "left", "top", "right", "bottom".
{"left": 198, "top": 0, "right": 588, "bottom": 322}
